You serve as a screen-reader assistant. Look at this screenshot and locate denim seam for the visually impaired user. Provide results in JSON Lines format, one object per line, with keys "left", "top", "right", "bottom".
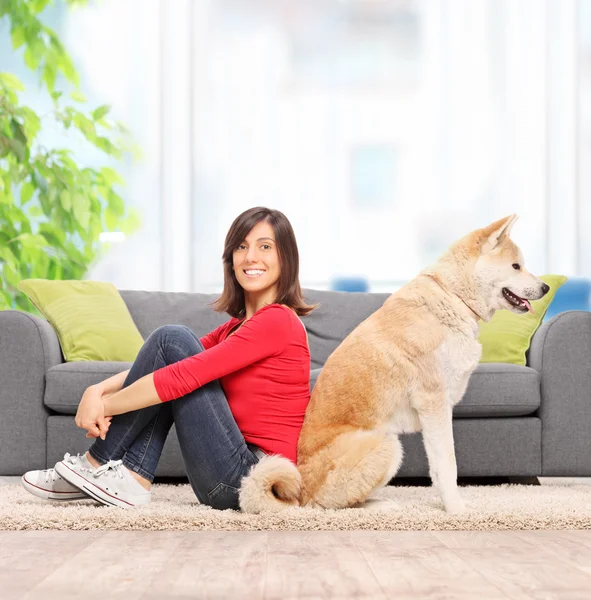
{"left": 109, "top": 410, "right": 144, "bottom": 460}
{"left": 122, "top": 457, "right": 155, "bottom": 483}
{"left": 135, "top": 408, "right": 160, "bottom": 469}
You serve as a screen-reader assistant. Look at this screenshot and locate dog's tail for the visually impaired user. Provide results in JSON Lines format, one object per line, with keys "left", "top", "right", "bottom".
{"left": 239, "top": 454, "right": 301, "bottom": 513}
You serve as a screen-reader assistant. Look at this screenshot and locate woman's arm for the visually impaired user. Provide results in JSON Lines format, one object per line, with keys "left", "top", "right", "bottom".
{"left": 103, "top": 373, "right": 160, "bottom": 416}
{"left": 153, "top": 305, "right": 291, "bottom": 402}
{"left": 103, "top": 305, "right": 292, "bottom": 414}
{"left": 94, "top": 368, "right": 130, "bottom": 395}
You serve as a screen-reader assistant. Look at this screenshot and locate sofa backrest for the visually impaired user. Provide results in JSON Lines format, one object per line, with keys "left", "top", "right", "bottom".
{"left": 119, "top": 288, "right": 391, "bottom": 369}
{"left": 298, "top": 289, "right": 390, "bottom": 368}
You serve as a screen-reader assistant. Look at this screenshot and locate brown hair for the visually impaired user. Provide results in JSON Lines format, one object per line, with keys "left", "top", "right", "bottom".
{"left": 210, "top": 207, "right": 318, "bottom": 318}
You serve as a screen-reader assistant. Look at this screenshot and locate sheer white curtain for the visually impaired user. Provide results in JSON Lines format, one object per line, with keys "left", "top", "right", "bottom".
{"left": 578, "top": 0, "right": 591, "bottom": 276}
{"left": 72, "top": 0, "right": 583, "bottom": 292}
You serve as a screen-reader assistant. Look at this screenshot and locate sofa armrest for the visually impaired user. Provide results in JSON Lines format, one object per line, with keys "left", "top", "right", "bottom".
{"left": 528, "top": 310, "right": 591, "bottom": 476}
{"left": 0, "top": 310, "right": 64, "bottom": 474}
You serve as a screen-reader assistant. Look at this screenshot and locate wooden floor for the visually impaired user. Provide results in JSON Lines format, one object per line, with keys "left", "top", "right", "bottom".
{"left": 2, "top": 530, "right": 591, "bottom": 599}
{"left": 2, "top": 477, "right": 591, "bottom": 599}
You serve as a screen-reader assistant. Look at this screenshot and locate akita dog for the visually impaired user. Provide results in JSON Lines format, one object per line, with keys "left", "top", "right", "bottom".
{"left": 239, "top": 215, "right": 549, "bottom": 514}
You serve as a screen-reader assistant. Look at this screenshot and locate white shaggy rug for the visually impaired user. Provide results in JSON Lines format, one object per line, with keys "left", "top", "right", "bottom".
{"left": 2, "top": 483, "right": 590, "bottom": 531}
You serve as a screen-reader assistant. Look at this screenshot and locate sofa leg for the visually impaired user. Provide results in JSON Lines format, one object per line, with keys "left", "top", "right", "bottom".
{"left": 507, "top": 476, "right": 541, "bottom": 486}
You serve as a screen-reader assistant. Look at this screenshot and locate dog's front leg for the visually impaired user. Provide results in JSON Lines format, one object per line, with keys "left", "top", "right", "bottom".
{"left": 418, "top": 404, "right": 465, "bottom": 514}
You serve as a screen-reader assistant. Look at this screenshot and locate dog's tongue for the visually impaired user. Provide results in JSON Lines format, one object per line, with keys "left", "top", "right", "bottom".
{"left": 522, "top": 298, "right": 534, "bottom": 314}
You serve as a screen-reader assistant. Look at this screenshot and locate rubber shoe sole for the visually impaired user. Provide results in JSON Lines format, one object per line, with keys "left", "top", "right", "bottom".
{"left": 54, "top": 459, "right": 151, "bottom": 509}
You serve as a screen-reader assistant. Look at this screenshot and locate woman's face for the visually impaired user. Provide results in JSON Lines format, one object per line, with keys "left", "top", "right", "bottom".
{"left": 232, "top": 220, "right": 281, "bottom": 298}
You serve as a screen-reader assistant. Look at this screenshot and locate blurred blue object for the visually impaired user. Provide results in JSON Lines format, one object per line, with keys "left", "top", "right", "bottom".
{"left": 543, "top": 277, "right": 591, "bottom": 322}
{"left": 331, "top": 277, "right": 369, "bottom": 293}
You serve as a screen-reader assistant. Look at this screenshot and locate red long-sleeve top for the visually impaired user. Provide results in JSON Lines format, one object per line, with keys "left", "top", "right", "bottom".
{"left": 152, "top": 303, "right": 311, "bottom": 463}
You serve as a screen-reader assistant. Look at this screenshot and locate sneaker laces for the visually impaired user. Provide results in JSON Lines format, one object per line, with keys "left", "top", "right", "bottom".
{"left": 44, "top": 468, "right": 59, "bottom": 483}
{"left": 63, "top": 452, "right": 83, "bottom": 465}
{"left": 93, "top": 459, "right": 125, "bottom": 480}
{"left": 44, "top": 452, "right": 84, "bottom": 482}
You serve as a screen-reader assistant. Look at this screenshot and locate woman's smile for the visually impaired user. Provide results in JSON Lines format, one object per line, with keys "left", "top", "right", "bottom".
{"left": 243, "top": 269, "right": 266, "bottom": 278}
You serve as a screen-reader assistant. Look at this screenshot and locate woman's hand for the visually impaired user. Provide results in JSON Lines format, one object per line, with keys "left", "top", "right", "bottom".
{"left": 76, "top": 385, "right": 113, "bottom": 440}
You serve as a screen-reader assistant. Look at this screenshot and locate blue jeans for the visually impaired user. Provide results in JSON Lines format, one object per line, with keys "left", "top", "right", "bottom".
{"left": 87, "top": 325, "right": 260, "bottom": 510}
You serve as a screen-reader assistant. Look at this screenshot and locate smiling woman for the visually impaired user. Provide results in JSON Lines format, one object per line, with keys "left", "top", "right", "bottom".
{"left": 212, "top": 207, "right": 317, "bottom": 321}
{"left": 22, "top": 206, "right": 318, "bottom": 512}
{"left": 232, "top": 222, "right": 282, "bottom": 318}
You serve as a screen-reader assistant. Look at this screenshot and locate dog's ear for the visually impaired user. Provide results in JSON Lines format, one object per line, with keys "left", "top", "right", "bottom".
{"left": 479, "top": 214, "right": 518, "bottom": 254}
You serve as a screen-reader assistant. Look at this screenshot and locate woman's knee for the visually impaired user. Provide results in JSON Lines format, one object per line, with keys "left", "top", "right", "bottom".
{"left": 148, "top": 325, "right": 203, "bottom": 355}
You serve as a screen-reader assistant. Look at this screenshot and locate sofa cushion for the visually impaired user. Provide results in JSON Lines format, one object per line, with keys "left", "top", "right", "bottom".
{"left": 45, "top": 362, "right": 132, "bottom": 414}
{"left": 453, "top": 363, "right": 540, "bottom": 417}
{"left": 46, "top": 362, "right": 540, "bottom": 418}
{"left": 19, "top": 279, "right": 145, "bottom": 362}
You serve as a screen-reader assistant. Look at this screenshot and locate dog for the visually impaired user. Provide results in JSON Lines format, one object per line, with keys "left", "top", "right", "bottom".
{"left": 239, "top": 215, "right": 549, "bottom": 514}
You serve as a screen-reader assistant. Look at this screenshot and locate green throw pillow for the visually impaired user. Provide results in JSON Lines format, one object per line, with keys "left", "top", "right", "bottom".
{"left": 478, "top": 274, "right": 568, "bottom": 365}
{"left": 18, "top": 279, "right": 144, "bottom": 362}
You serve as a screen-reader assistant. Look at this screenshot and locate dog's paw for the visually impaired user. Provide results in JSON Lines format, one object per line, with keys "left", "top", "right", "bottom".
{"left": 444, "top": 496, "right": 466, "bottom": 515}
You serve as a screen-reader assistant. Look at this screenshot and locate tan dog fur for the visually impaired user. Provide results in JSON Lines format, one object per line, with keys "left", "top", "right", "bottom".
{"left": 238, "top": 215, "right": 549, "bottom": 514}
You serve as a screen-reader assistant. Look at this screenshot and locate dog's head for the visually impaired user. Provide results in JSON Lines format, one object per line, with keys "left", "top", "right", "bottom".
{"left": 467, "top": 214, "right": 549, "bottom": 317}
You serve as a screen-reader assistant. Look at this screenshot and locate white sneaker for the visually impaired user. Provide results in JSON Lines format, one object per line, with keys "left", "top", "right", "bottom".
{"left": 55, "top": 453, "right": 151, "bottom": 509}
{"left": 21, "top": 456, "right": 91, "bottom": 501}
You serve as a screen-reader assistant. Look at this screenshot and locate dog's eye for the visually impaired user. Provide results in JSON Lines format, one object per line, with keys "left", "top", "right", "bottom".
{"left": 512, "top": 263, "right": 521, "bottom": 270}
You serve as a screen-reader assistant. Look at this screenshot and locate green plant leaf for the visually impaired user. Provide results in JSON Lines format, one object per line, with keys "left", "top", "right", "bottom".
{"left": 10, "top": 27, "right": 26, "bottom": 50}
{"left": 12, "top": 232, "right": 48, "bottom": 249}
{"left": 28, "top": 205, "right": 44, "bottom": 217}
{"left": 24, "top": 36, "right": 45, "bottom": 71}
{"left": 92, "top": 104, "right": 111, "bottom": 121}
{"left": 42, "top": 62, "right": 57, "bottom": 92}
{"left": 60, "top": 189, "right": 72, "bottom": 211}
{"left": 0, "top": 247, "right": 19, "bottom": 271}
{"left": 105, "top": 205, "right": 118, "bottom": 230}
{"left": 2, "top": 264, "right": 21, "bottom": 288}
{"left": 0, "top": 72, "right": 25, "bottom": 91}
{"left": 108, "top": 190, "right": 125, "bottom": 216}
{"left": 72, "top": 193, "right": 90, "bottom": 228}
{"left": 11, "top": 117, "right": 27, "bottom": 142}
{"left": 70, "top": 90, "right": 87, "bottom": 102}
{"left": 31, "top": 0, "right": 51, "bottom": 14}
{"left": 20, "top": 182, "right": 35, "bottom": 204}
{"left": 7, "top": 138, "right": 26, "bottom": 162}
{"left": 100, "top": 166, "right": 124, "bottom": 186}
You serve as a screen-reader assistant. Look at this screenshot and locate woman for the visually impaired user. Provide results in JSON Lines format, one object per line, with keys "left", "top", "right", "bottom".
{"left": 22, "top": 207, "right": 316, "bottom": 511}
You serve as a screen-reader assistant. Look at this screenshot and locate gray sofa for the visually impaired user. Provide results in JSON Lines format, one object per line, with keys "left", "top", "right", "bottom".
{"left": 1, "top": 288, "right": 590, "bottom": 480}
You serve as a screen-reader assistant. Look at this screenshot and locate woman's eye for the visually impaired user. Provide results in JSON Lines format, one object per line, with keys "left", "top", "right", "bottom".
{"left": 512, "top": 263, "right": 521, "bottom": 270}
{"left": 262, "top": 244, "right": 271, "bottom": 250}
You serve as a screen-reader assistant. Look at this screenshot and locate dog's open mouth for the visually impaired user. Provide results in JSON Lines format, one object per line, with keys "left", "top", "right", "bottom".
{"left": 502, "top": 288, "right": 534, "bottom": 314}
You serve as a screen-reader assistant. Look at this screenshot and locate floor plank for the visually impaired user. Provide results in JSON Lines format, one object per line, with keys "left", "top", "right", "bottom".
{"left": 516, "top": 530, "right": 591, "bottom": 576}
{"left": 433, "top": 531, "right": 591, "bottom": 600}
{"left": 354, "top": 531, "right": 512, "bottom": 599}
{"left": 141, "top": 531, "right": 267, "bottom": 600}
{"left": 264, "top": 531, "right": 387, "bottom": 599}
{"left": 0, "top": 531, "right": 105, "bottom": 599}
{"left": 21, "top": 532, "right": 182, "bottom": 600}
